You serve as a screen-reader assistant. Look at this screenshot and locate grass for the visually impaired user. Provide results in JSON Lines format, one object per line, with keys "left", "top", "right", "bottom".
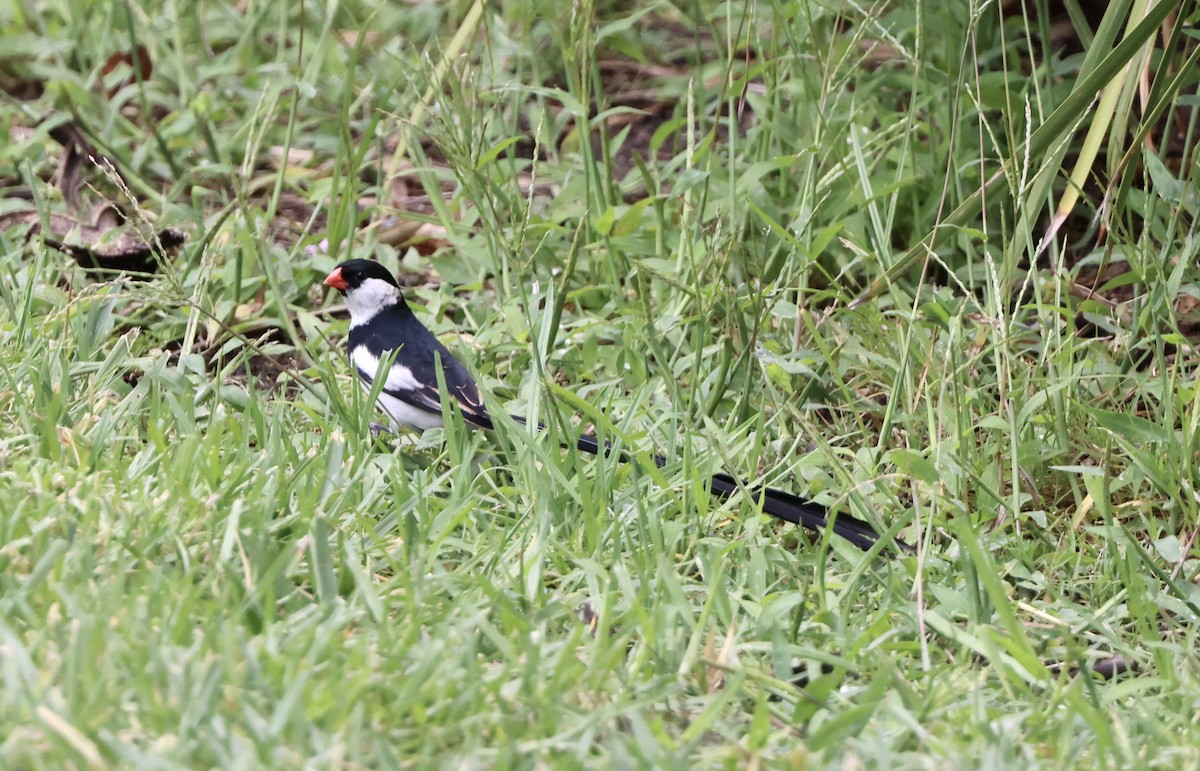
{"left": 3, "top": 0, "right": 1200, "bottom": 767}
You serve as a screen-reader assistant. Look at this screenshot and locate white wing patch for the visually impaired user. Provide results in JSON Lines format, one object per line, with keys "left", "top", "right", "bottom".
{"left": 350, "top": 346, "right": 423, "bottom": 393}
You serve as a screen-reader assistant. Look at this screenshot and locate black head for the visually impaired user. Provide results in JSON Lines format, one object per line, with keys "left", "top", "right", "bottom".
{"left": 322, "top": 259, "right": 400, "bottom": 293}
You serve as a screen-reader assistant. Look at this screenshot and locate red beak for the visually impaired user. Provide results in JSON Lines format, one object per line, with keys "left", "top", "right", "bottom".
{"left": 323, "top": 267, "right": 348, "bottom": 290}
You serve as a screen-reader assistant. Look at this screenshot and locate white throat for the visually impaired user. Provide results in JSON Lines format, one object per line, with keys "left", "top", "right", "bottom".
{"left": 346, "top": 277, "right": 401, "bottom": 327}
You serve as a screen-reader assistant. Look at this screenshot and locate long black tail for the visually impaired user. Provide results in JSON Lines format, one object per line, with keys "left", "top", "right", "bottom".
{"left": 509, "top": 416, "right": 910, "bottom": 553}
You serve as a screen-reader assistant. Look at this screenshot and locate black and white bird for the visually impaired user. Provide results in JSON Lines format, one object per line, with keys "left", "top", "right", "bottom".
{"left": 324, "top": 259, "right": 493, "bottom": 432}
{"left": 323, "top": 259, "right": 907, "bottom": 552}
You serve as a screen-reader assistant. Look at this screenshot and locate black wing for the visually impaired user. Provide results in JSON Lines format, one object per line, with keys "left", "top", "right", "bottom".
{"left": 350, "top": 318, "right": 493, "bottom": 430}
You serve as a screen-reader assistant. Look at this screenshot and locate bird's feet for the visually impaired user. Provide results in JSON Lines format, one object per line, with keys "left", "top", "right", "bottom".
{"left": 369, "top": 421, "right": 395, "bottom": 437}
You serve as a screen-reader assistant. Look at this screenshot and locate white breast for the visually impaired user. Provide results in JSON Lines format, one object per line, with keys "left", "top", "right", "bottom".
{"left": 367, "top": 383, "right": 444, "bottom": 430}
